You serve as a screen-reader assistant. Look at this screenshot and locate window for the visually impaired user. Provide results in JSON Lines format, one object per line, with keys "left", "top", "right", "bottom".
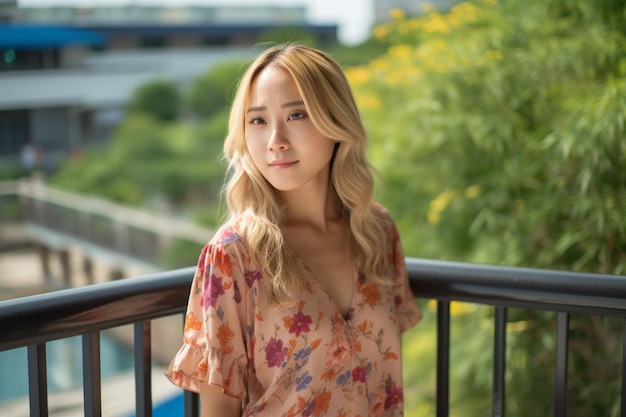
{"left": 0, "top": 110, "right": 29, "bottom": 156}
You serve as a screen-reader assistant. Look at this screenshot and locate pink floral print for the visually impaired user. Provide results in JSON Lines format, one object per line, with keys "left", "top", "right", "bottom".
{"left": 166, "top": 205, "right": 422, "bottom": 416}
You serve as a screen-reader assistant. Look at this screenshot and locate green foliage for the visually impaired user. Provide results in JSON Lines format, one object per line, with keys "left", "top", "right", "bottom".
{"left": 330, "top": 36, "right": 392, "bottom": 67}
{"left": 348, "top": 0, "right": 626, "bottom": 415}
{"left": 0, "top": 163, "right": 32, "bottom": 180}
{"left": 161, "top": 238, "right": 204, "bottom": 269}
{"left": 186, "top": 61, "right": 247, "bottom": 119}
{"left": 354, "top": 0, "right": 626, "bottom": 272}
{"left": 127, "top": 79, "right": 180, "bottom": 122}
{"left": 0, "top": 196, "right": 20, "bottom": 221}
{"left": 51, "top": 114, "right": 225, "bottom": 207}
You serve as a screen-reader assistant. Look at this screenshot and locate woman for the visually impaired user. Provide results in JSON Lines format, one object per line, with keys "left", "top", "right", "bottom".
{"left": 166, "top": 43, "right": 422, "bottom": 417}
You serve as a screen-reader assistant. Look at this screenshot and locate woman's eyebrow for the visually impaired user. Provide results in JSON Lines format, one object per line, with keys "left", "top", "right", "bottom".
{"left": 246, "top": 105, "right": 264, "bottom": 113}
{"left": 281, "top": 100, "right": 305, "bottom": 108}
{"left": 246, "top": 100, "right": 305, "bottom": 114}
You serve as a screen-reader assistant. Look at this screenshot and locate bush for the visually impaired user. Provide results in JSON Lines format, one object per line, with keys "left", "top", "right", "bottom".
{"left": 186, "top": 61, "right": 247, "bottom": 119}
{"left": 347, "top": 1, "right": 626, "bottom": 415}
{"left": 127, "top": 79, "right": 180, "bottom": 122}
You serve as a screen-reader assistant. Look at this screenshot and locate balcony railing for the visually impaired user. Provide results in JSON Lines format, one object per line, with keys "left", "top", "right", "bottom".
{"left": 1, "top": 259, "right": 626, "bottom": 417}
{"left": 0, "top": 180, "right": 213, "bottom": 268}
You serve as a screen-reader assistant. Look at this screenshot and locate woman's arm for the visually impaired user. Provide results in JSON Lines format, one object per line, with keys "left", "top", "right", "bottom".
{"left": 199, "top": 383, "right": 243, "bottom": 417}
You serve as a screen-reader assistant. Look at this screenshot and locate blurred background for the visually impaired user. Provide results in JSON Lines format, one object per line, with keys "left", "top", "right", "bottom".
{"left": 1, "top": 0, "right": 625, "bottom": 416}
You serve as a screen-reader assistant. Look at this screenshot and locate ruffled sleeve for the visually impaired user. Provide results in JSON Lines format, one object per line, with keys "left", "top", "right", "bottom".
{"left": 165, "top": 234, "right": 251, "bottom": 400}
{"left": 389, "top": 217, "right": 422, "bottom": 333}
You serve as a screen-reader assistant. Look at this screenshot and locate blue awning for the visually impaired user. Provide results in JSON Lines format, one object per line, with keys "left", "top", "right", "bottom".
{"left": 0, "top": 24, "right": 106, "bottom": 50}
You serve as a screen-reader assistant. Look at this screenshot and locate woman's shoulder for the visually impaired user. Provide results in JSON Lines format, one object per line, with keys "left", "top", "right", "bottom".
{"left": 209, "top": 217, "right": 244, "bottom": 248}
{"left": 201, "top": 216, "right": 253, "bottom": 262}
{"left": 370, "top": 202, "right": 395, "bottom": 227}
{"left": 198, "top": 216, "right": 258, "bottom": 277}
{"left": 370, "top": 201, "right": 390, "bottom": 216}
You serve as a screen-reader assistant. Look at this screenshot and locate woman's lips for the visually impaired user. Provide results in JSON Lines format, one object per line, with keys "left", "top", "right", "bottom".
{"left": 269, "top": 160, "right": 298, "bottom": 169}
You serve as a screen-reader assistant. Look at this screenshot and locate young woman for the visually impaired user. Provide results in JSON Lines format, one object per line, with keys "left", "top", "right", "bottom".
{"left": 166, "top": 43, "right": 422, "bottom": 417}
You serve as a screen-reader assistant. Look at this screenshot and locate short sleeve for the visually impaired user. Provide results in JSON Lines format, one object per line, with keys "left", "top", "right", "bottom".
{"left": 165, "top": 237, "right": 250, "bottom": 400}
{"left": 389, "top": 219, "right": 422, "bottom": 332}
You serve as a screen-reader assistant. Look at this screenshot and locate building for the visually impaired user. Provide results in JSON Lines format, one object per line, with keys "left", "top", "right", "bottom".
{"left": 0, "top": 0, "right": 16, "bottom": 22}
{"left": 0, "top": 4, "right": 337, "bottom": 172}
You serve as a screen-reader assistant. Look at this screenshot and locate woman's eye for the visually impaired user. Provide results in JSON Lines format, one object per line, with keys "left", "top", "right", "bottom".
{"left": 249, "top": 117, "right": 264, "bottom": 125}
{"left": 289, "top": 111, "right": 307, "bottom": 121}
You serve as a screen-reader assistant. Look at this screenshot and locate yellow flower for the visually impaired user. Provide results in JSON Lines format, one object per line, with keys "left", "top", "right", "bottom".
{"left": 373, "top": 25, "right": 388, "bottom": 40}
{"left": 427, "top": 211, "right": 441, "bottom": 225}
{"left": 356, "top": 94, "right": 382, "bottom": 110}
{"left": 452, "top": 2, "right": 478, "bottom": 16}
{"left": 389, "top": 44, "right": 412, "bottom": 59}
{"left": 389, "top": 7, "right": 406, "bottom": 20}
{"left": 450, "top": 301, "right": 476, "bottom": 316}
{"left": 485, "top": 50, "right": 503, "bottom": 61}
{"left": 450, "top": 2, "right": 478, "bottom": 23}
{"left": 369, "top": 57, "right": 390, "bottom": 73}
{"left": 426, "top": 300, "right": 476, "bottom": 316}
{"left": 507, "top": 320, "right": 529, "bottom": 332}
{"left": 386, "top": 70, "right": 412, "bottom": 86}
{"left": 464, "top": 185, "right": 481, "bottom": 199}
{"left": 407, "top": 18, "right": 422, "bottom": 30}
{"left": 345, "top": 66, "right": 372, "bottom": 85}
{"left": 427, "top": 190, "right": 458, "bottom": 225}
{"left": 422, "top": 15, "right": 450, "bottom": 33}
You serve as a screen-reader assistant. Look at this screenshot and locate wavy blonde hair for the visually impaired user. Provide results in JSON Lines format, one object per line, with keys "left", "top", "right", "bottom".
{"left": 223, "top": 43, "right": 392, "bottom": 306}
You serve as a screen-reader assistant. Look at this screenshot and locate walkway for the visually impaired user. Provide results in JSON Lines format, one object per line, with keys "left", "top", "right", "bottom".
{"left": 0, "top": 367, "right": 181, "bottom": 417}
{"left": 0, "top": 181, "right": 200, "bottom": 416}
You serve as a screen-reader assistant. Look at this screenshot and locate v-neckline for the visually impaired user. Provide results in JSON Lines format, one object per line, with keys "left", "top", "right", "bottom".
{"left": 293, "top": 253, "right": 358, "bottom": 322}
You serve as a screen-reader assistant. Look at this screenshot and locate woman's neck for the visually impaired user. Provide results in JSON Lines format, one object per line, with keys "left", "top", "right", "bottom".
{"left": 281, "top": 185, "right": 343, "bottom": 233}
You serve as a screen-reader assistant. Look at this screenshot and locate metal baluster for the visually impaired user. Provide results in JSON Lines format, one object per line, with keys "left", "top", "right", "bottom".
{"left": 493, "top": 306, "right": 507, "bottom": 417}
{"left": 184, "top": 390, "right": 199, "bottom": 417}
{"left": 135, "top": 321, "right": 153, "bottom": 417}
{"left": 554, "top": 312, "right": 569, "bottom": 417}
{"left": 83, "top": 332, "right": 102, "bottom": 417}
{"left": 619, "top": 320, "right": 626, "bottom": 417}
{"left": 27, "top": 344, "right": 48, "bottom": 417}
{"left": 437, "top": 300, "right": 451, "bottom": 417}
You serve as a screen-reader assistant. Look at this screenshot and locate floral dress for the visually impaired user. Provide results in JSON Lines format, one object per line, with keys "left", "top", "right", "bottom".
{"left": 166, "top": 206, "right": 422, "bottom": 416}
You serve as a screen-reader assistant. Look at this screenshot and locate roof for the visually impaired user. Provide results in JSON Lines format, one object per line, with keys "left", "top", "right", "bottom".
{"left": 0, "top": 24, "right": 106, "bottom": 50}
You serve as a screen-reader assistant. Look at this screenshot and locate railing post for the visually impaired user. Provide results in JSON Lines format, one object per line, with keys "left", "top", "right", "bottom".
{"left": 437, "top": 300, "right": 451, "bottom": 417}
{"left": 619, "top": 320, "right": 626, "bottom": 417}
{"left": 135, "top": 320, "right": 153, "bottom": 417}
{"left": 27, "top": 344, "right": 48, "bottom": 417}
{"left": 493, "top": 306, "right": 507, "bottom": 417}
{"left": 554, "top": 312, "right": 569, "bottom": 417}
{"left": 83, "top": 332, "right": 102, "bottom": 417}
{"left": 184, "top": 391, "right": 199, "bottom": 417}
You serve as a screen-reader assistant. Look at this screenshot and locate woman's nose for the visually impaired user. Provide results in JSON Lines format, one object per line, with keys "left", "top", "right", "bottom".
{"left": 267, "top": 126, "right": 289, "bottom": 151}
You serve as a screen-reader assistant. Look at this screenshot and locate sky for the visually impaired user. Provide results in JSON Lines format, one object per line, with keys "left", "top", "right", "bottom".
{"left": 18, "top": 0, "right": 375, "bottom": 45}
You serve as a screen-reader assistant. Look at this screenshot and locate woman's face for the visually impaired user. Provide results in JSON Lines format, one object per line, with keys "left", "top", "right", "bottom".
{"left": 244, "top": 66, "right": 336, "bottom": 194}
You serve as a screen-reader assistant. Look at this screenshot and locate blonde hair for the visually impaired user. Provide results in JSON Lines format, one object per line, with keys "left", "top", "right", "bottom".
{"left": 223, "top": 43, "right": 392, "bottom": 306}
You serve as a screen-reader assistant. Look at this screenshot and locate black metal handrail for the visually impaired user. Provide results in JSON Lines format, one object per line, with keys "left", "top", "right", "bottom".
{"left": 1, "top": 259, "right": 626, "bottom": 417}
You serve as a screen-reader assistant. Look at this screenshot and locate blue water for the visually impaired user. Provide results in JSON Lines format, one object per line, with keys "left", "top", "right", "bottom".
{"left": 1, "top": 331, "right": 184, "bottom": 415}
{"left": 0, "top": 331, "right": 133, "bottom": 403}
{"left": 128, "top": 393, "right": 184, "bottom": 417}
{"left": 154, "top": 394, "right": 183, "bottom": 416}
